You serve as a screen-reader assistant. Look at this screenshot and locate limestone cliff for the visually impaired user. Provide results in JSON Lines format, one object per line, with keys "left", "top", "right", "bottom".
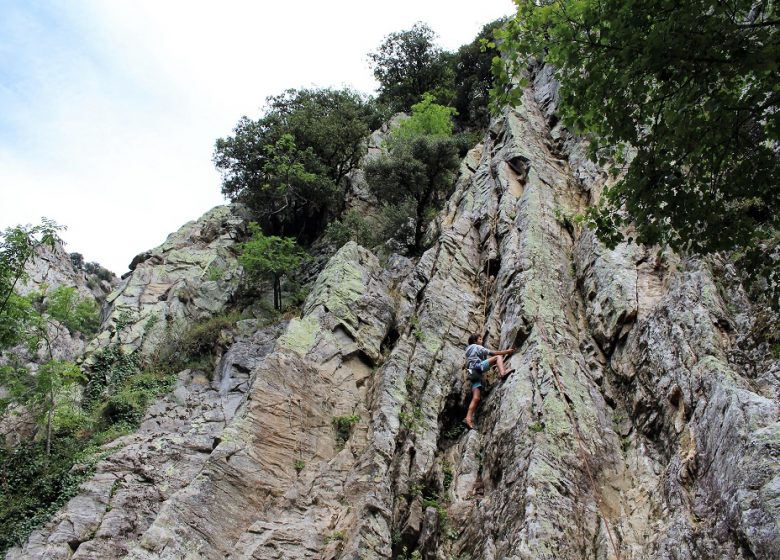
{"left": 7, "top": 68, "right": 779, "bottom": 560}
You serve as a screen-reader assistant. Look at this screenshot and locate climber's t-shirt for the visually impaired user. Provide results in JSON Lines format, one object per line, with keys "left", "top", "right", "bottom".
{"left": 465, "top": 344, "right": 491, "bottom": 372}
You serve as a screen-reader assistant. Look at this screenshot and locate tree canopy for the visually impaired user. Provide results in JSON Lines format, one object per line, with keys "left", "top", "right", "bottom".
{"left": 365, "top": 96, "right": 461, "bottom": 253}
{"left": 368, "top": 19, "right": 504, "bottom": 130}
{"left": 368, "top": 22, "right": 451, "bottom": 113}
{"left": 449, "top": 18, "right": 506, "bottom": 130}
{"left": 214, "top": 88, "right": 382, "bottom": 241}
{"left": 493, "top": 0, "right": 779, "bottom": 298}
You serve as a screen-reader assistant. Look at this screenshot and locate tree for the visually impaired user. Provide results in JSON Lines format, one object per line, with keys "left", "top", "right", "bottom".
{"left": 368, "top": 22, "right": 452, "bottom": 112}
{"left": 493, "top": 0, "right": 780, "bottom": 299}
{"left": 449, "top": 18, "right": 506, "bottom": 130}
{"left": 0, "top": 220, "right": 102, "bottom": 454}
{"left": 0, "top": 220, "right": 63, "bottom": 349}
{"left": 239, "top": 223, "right": 306, "bottom": 310}
{"left": 365, "top": 96, "right": 461, "bottom": 253}
{"left": 214, "top": 88, "right": 382, "bottom": 241}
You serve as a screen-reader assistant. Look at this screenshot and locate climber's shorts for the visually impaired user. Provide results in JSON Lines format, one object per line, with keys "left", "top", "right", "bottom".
{"left": 469, "top": 360, "right": 490, "bottom": 390}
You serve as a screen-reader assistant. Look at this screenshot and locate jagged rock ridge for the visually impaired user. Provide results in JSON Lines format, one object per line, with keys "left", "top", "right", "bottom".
{"left": 7, "top": 67, "right": 779, "bottom": 560}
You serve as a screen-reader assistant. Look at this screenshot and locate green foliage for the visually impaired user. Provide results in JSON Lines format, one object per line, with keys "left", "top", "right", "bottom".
{"left": 294, "top": 459, "right": 306, "bottom": 473}
{"left": 0, "top": 362, "right": 176, "bottom": 554}
{"left": 368, "top": 22, "right": 451, "bottom": 112}
{"left": 151, "top": 311, "right": 240, "bottom": 376}
{"left": 98, "top": 370, "right": 175, "bottom": 427}
{"left": 214, "top": 88, "right": 382, "bottom": 240}
{"left": 239, "top": 223, "right": 306, "bottom": 310}
{"left": 449, "top": 18, "right": 506, "bottom": 130}
{"left": 442, "top": 461, "right": 454, "bottom": 491}
{"left": 751, "top": 307, "right": 780, "bottom": 358}
{"left": 397, "top": 546, "right": 423, "bottom": 560}
{"left": 443, "top": 422, "right": 466, "bottom": 440}
{"left": 0, "top": 219, "right": 64, "bottom": 350}
{"left": 332, "top": 414, "right": 360, "bottom": 446}
{"left": 369, "top": 19, "right": 506, "bottom": 130}
{"left": 179, "top": 313, "right": 239, "bottom": 362}
{"left": 390, "top": 93, "right": 457, "bottom": 146}
{"left": 206, "top": 264, "right": 225, "bottom": 282}
{"left": 44, "top": 286, "right": 100, "bottom": 336}
{"left": 0, "top": 438, "right": 101, "bottom": 554}
{"left": 239, "top": 222, "right": 305, "bottom": 281}
{"left": 324, "top": 530, "right": 345, "bottom": 544}
{"left": 83, "top": 261, "right": 114, "bottom": 283}
{"left": 399, "top": 405, "right": 424, "bottom": 432}
{"left": 529, "top": 421, "right": 544, "bottom": 433}
{"left": 84, "top": 345, "right": 140, "bottom": 406}
{"left": 113, "top": 310, "right": 136, "bottom": 333}
{"left": 324, "top": 209, "right": 376, "bottom": 249}
{"left": 376, "top": 199, "right": 418, "bottom": 252}
{"left": 365, "top": 132, "right": 460, "bottom": 254}
{"left": 0, "top": 337, "right": 186, "bottom": 553}
{"left": 0, "top": 293, "right": 36, "bottom": 352}
{"left": 421, "top": 496, "right": 448, "bottom": 525}
{"left": 494, "top": 0, "right": 780, "bottom": 300}
{"left": 408, "top": 481, "right": 424, "bottom": 497}
{"left": 411, "top": 315, "right": 425, "bottom": 342}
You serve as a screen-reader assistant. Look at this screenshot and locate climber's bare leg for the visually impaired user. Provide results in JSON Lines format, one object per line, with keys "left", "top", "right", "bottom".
{"left": 465, "top": 388, "right": 481, "bottom": 429}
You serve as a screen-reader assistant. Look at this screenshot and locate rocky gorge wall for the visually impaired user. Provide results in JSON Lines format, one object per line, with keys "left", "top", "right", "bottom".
{"left": 7, "top": 68, "right": 779, "bottom": 560}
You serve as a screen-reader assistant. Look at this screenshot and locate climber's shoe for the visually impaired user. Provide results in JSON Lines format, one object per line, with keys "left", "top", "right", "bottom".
{"left": 464, "top": 418, "right": 474, "bottom": 430}
{"left": 500, "top": 369, "right": 516, "bottom": 380}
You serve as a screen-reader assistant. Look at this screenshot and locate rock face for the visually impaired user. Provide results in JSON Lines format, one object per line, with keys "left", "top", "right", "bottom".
{"left": 18, "top": 240, "right": 117, "bottom": 304}
{"left": 86, "top": 204, "right": 249, "bottom": 361}
{"left": 8, "top": 69, "right": 780, "bottom": 560}
{"left": 6, "top": 320, "right": 285, "bottom": 560}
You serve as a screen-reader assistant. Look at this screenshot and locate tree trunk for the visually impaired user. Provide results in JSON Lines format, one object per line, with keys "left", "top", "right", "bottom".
{"left": 414, "top": 196, "right": 427, "bottom": 254}
{"left": 46, "top": 387, "right": 53, "bottom": 455}
{"left": 274, "top": 275, "right": 282, "bottom": 311}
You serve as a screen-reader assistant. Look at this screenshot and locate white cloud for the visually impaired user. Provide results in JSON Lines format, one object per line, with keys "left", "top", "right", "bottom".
{"left": 0, "top": 0, "right": 514, "bottom": 274}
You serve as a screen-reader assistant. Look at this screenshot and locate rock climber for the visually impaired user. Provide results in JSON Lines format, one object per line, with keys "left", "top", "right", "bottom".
{"left": 464, "top": 333, "right": 515, "bottom": 429}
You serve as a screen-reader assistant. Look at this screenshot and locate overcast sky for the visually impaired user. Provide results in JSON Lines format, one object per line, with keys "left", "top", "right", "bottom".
{"left": 0, "top": 0, "right": 514, "bottom": 274}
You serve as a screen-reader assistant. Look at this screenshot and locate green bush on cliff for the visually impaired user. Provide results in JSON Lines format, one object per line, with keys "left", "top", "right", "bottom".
{"left": 240, "top": 223, "right": 306, "bottom": 311}
{"left": 325, "top": 209, "right": 376, "bottom": 249}
{"left": 44, "top": 286, "right": 100, "bottom": 336}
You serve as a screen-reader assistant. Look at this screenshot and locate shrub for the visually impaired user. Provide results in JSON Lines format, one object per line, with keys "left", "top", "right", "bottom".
{"left": 332, "top": 414, "right": 360, "bottom": 446}
{"left": 45, "top": 286, "right": 100, "bottom": 336}
{"left": 84, "top": 345, "right": 140, "bottom": 406}
{"left": 325, "top": 209, "right": 375, "bottom": 249}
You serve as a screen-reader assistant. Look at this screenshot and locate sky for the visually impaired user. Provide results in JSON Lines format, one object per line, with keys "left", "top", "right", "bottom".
{"left": 0, "top": 0, "right": 515, "bottom": 275}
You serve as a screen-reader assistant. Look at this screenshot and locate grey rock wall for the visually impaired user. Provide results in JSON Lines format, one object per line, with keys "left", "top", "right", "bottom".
{"left": 85, "top": 204, "right": 249, "bottom": 361}
{"left": 8, "top": 69, "right": 779, "bottom": 560}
